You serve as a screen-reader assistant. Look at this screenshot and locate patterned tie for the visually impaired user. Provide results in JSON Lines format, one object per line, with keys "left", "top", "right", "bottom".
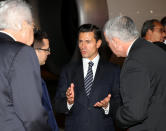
{"left": 84, "top": 61, "right": 94, "bottom": 96}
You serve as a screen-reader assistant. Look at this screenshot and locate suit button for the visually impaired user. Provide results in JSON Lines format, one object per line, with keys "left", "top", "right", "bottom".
{"left": 88, "top": 107, "right": 91, "bottom": 110}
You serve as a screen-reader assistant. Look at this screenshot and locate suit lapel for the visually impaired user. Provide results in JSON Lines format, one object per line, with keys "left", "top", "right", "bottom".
{"left": 89, "top": 58, "right": 105, "bottom": 98}
{"left": 72, "top": 62, "right": 87, "bottom": 96}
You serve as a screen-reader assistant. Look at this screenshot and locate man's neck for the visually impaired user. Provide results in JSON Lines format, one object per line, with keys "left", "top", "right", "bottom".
{"left": 0, "top": 30, "right": 16, "bottom": 41}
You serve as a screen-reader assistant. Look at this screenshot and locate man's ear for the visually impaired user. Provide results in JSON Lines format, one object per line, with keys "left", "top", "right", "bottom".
{"left": 112, "top": 37, "right": 117, "bottom": 46}
{"left": 96, "top": 39, "right": 102, "bottom": 48}
{"left": 18, "top": 21, "right": 27, "bottom": 37}
{"left": 147, "top": 29, "right": 153, "bottom": 35}
{"left": 20, "top": 21, "right": 27, "bottom": 31}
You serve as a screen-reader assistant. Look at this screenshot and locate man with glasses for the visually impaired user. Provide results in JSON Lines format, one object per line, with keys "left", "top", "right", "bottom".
{"left": 141, "top": 19, "right": 166, "bottom": 51}
{"left": 33, "top": 29, "right": 59, "bottom": 131}
{"left": 33, "top": 29, "right": 51, "bottom": 65}
{"left": 141, "top": 19, "right": 164, "bottom": 42}
{"left": 161, "top": 16, "right": 166, "bottom": 44}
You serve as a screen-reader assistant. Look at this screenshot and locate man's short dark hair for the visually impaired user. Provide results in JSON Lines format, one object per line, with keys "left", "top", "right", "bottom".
{"left": 78, "top": 24, "right": 102, "bottom": 42}
{"left": 161, "top": 16, "right": 166, "bottom": 27}
{"left": 141, "top": 19, "right": 160, "bottom": 37}
{"left": 33, "top": 28, "right": 49, "bottom": 49}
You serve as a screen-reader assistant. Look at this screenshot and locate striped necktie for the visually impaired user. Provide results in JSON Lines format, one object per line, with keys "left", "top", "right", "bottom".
{"left": 84, "top": 61, "right": 94, "bottom": 96}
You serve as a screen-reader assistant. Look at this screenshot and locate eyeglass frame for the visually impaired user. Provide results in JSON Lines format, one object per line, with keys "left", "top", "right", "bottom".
{"left": 35, "top": 48, "right": 50, "bottom": 52}
{"left": 152, "top": 27, "right": 164, "bottom": 33}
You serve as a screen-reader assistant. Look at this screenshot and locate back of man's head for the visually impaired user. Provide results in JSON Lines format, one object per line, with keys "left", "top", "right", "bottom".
{"left": 104, "top": 16, "right": 139, "bottom": 42}
{"left": 0, "top": 0, "right": 33, "bottom": 31}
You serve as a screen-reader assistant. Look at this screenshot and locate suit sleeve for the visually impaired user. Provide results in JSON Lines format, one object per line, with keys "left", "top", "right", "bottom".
{"left": 54, "top": 66, "right": 70, "bottom": 114}
{"left": 116, "top": 59, "right": 152, "bottom": 129}
{"left": 8, "top": 46, "right": 50, "bottom": 131}
{"left": 109, "top": 67, "right": 122, "bottom": 120}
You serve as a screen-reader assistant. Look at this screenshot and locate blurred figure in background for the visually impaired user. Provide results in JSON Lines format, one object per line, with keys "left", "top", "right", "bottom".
{"left": 0, "top": 0, "right": 50, "bottom": 130}
{"left": 161, "top": 16, "right": 166, "bottom": 44}
{"left": 141, "top": 19, "right": 164, "bottom": 42}
{"left": 33, "top": 28, "right": 59, "bottom": 131}
{"left": 141, "top": 19, "right": 166, "bottom": 51}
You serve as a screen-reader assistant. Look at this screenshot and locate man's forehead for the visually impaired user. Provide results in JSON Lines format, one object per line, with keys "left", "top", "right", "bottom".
{"left": 154, "top": 22, "right": 163, "bottom": 28}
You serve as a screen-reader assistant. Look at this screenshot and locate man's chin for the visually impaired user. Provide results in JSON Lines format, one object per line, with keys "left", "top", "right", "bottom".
{"left": 81, "top": 54, "right": 87, "bottom": 58}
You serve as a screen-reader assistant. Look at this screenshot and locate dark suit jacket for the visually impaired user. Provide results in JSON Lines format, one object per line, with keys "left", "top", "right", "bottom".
{"left": 55, "top": 58, "right": 121, "bottom": 131}
{"left": 153, "top": 41, "right": 166, "bottom": 51}
{"left": 116, "top": 38, "right": 166, "bottom": 131}
{"left": 42, "top": 78, "right": 59, "bottom": 131}
{"left": 0, "top": 32, "right": 50, "bottom": 131}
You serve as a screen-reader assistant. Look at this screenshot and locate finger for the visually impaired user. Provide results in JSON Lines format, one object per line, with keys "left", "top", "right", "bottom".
{"left": 104, "top": 94, "right": 111, "bottom": 102}
{"left": 94, "top": 102, "right": 102, "bottom": 107}
{"left": 66, "top": 87, "right": 71, "bottom": 93}
{"left": 97, "top": 102, "right": 103, "bottom": 107}
{"left": 100, "top": 100, "right": 106, "bottom": 106}
{"left": 68, "top": 95, "right": 74, "bottom": 101}
{"left": 66, "top": 92, "right": 72, "bottom": 98}
{"left": 107, "top": 94, "right": 111, "bottom": 99}
{"left": 70, "top": 83, "right": 75, "bottom": 96}
{"left": 66, "top": 90, "right": 71, "bottom": 96}
{"left": 94, "top": 102, "right": 99, "bottom": 107}
{"left": 70, "top": 83, "right": 74, "bottom": 89}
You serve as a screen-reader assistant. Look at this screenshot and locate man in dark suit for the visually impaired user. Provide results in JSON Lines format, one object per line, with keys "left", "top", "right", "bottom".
{"left": 54, "top": 24, "right": 121, "bottom": 131}
{"left": 33, "top": 29, "right": 59, "bottom": 131}
{"left": 0, "top": 0, "right": 50, "bottom": 131}
{"left": 104, "top": 16, "right": 166, "bottom": 131}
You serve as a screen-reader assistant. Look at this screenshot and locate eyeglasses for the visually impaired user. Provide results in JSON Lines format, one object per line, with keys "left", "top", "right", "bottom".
{"left": 35, "top": 48, "right": 50, "bottom": 52}
{"left": 153, "top": 27, "right": 164, "bottom": 33}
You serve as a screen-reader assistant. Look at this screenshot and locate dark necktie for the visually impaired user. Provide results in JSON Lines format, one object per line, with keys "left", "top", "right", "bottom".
{"left": 84, "top": 61, "right": 94, "bottom": 96}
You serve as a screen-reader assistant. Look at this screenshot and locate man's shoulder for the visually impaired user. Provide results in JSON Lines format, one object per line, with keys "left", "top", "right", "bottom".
{"left": 98, "top": 58, "right": 121, "bottom": 75}
{"left": 0, "top": 40, "right": 36, "bottom": 63}
{"left": 62, "top": 61, "right": 81, "bottom": 71}
{"left": 0, "top": 40, "right": 29, "bottom": 51}
{"left": 100, "top": 58, "right": 120, "bottom": 69}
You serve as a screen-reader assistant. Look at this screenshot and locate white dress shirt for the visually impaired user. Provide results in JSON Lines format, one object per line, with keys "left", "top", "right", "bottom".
{"left": 82, "top": 54, "right": 99, "bottom": 79}
{"left": 126, "top": 38, "right": 137, "bottom": 56}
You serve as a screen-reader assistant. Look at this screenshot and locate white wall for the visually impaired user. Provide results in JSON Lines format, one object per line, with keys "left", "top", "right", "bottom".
{"left": 107, "top": 0, "right": 166, "bottom": 32}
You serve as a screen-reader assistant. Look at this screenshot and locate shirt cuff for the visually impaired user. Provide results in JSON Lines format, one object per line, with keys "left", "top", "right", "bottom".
{"left": 67, "top": 102, "right": 73, "bottom": 110}
{"left": 102, "top": 103, "right": 110, "bottom": 115}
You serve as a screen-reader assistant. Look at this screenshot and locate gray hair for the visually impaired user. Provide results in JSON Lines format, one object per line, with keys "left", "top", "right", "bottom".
{"left": 0, "top": 0, "right": 33, "bottom": 31}
{"left": 104, "top": 16, "right": 139, "bottom": 42}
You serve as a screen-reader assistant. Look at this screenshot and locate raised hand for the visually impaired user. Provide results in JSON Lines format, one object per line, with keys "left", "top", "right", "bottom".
{"left": 94, "top": 94, "right": 111, "bottom": 108}
{"left": 66, "top": 83, "right": 75, "bottom": 105}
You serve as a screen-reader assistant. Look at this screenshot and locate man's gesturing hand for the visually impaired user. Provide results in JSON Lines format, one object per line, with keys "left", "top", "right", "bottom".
{"left": 94, "top": 94, "right": 111, "bottom": 108}
{"left": 66, "top": 83, "right": 75, "bottom": 105}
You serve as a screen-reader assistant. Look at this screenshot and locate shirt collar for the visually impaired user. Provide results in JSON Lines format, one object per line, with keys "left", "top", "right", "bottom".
{"left": 0, "top": 31, "right": 16, "bottom": 41}
{"left": 82, "top": 54, "right": 100, "bottom": 65}
{"left": 126, "top": 38, "right": 137, "bottom": 56}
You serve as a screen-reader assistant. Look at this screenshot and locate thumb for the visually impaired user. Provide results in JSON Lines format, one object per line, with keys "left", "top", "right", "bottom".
{"left": 70, "top": 83, "right": 74, "bottom": 90}
{"left": 107, "top": 94, "right": 111, "bottom": 99}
